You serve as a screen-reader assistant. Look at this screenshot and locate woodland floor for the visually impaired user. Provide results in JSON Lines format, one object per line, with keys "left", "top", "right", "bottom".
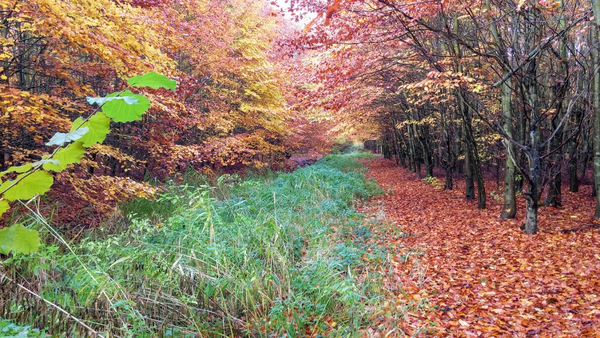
{"left": 358, "top": 158, "right": 600, "bottom": 337}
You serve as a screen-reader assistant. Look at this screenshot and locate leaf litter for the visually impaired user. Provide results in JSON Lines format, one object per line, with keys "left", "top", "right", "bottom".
{"left": 357, "top": 158, "right": 600, "bottom": 337}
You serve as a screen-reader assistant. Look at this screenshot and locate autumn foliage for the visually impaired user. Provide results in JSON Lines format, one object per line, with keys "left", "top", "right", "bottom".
{"left": 292, "top": 0, "right": 600, "bottom": 234}
{"left": 0, "top": 0, "right": 338, "bottom": 225}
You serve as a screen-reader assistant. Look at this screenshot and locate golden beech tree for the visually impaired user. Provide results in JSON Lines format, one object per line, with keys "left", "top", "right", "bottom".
{"left": 0, "top": 0, "right": 310, "bottom": 225}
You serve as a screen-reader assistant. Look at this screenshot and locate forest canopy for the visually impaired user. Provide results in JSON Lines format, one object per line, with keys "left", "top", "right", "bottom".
{"left": 0, "top": 0, "right": 348, "bottom": 226}
{"left": 3, "top": 0, "right": 600, "bottom": 336}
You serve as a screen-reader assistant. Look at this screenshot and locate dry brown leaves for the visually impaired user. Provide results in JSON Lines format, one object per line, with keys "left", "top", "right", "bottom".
{"left": 359, "top": 158, "right": 600, "bottom": 337}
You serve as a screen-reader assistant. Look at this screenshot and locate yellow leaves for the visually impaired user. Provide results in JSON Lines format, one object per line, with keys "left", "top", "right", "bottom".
{"left": 30, "top": 0, "right": 175, "bottom": 76}
{"left": 89, "top": 144, "right": 137, "bottom": 163}
{"left": 66, "top": 174, "right": 158, "bottom": 213}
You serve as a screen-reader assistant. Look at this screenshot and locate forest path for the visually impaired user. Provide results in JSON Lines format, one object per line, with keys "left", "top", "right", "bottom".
{"left": 358, "top": 158, "right": 600, "bottom": 337}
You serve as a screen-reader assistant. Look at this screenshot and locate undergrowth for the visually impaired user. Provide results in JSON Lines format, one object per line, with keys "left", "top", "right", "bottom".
{"left": 0, "top": 153, "right": 396, "bottom": 337}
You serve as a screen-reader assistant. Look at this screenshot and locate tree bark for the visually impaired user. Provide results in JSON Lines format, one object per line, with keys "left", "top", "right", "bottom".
{"left": 464, "top": 135, "right": 475, "bottom": 200}
{"left": 524, "top": 59, "right": 541, "bottom": 234}
{"left": 500, "top": 80, "right": 517, "bottom": 219}
{"left": 545, "top": 0, "right": 568, "bottom": 207}
{"left": 407, "top": 124, "right": 417, "bottom": 173}
{"left": 592, "top": 0, "right": 600, "bottom": 218}
{"left": 458, "top": 92, "right": 486, "bottom": 209}
{"left": 483, "top": 0, "right": 517, "bottom": 218}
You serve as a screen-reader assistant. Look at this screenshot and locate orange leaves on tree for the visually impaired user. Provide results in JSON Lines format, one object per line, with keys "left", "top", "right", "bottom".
{"left": 0, "top": 0, "right": 341, "bottom": 228}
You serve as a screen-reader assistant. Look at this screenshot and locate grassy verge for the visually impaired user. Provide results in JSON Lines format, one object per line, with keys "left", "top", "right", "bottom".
{"left": 1, "top": 152, "right": 396, "bottom": 337}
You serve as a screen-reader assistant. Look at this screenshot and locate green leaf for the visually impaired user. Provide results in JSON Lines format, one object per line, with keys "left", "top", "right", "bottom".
{"left": 127, "top": 72, "right": 176, "bottom": 91}
{"left": 0, "top": 199, "right": 9, "bottom": 218}
{"left": 71, "top": 113, "right": 111, "bottom": 147}
{"left": 0, "top": 223, "right": 40, "bottom": 255}
{"left": 86, "top": 96, "right": 139, "bottom": 106}
{"left": 0, "top": 163, "right": 33, "bottom": 178}
{"left": 45, "top": 127, "right": 89, "bottom": 146}
{"left": 43, "top": 142, "right": 85, "bottom": 172}
{"left": 2, "top": 171, "right": 54, "bottom": 201}
{"left": 102, "top": 90, "right": 150, "bottom": 123}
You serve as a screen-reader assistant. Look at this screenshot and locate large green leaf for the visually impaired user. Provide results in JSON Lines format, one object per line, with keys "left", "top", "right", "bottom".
{"left": 2, "top": 171, "right": 54, "bottom": 201}
{"left": 0, "top": 223, "right": 40, "bottom": 255}
{"left": 43, "top": 142, "right": 85, "bottom": 172}
{"left": 102, "top": 90, "right": 150, "bottom": 123}
{"left": 127, "top": 72, "right": 176, "bottom": 91}
{"left": 71, "top": 112, "right": 111, "bottom": 147}
{"left": 0, "top": 199, "right": 9, "bottom": 218}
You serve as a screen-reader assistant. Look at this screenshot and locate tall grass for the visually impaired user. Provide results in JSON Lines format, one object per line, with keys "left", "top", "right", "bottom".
{"left": 1, "top": 153, "right": 392, "bottom": 337}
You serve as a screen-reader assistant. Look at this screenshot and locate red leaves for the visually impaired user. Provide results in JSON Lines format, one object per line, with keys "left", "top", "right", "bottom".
{"left": 359, "top": 158, "right": 600, "bottom": 336}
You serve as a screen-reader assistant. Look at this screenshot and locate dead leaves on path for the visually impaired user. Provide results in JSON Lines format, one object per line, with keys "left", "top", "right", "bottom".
{"left": 359, "top": 158, "right": 600, "bottom": 337}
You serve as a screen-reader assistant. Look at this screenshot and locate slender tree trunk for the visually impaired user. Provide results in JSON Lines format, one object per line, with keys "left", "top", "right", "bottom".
{"left": 411, "top": 123, "right": 423, "bottom": 177}
{"left": 416, "top": 125, "right": 434, "bottom": 177}
{"left": 568, "top": 106, "right": 582, "bottom": 192}
{"left": 524, "top": 60, "right": 541, "bottom": 234}
{"left": 450, "top": 20, "right": 485, "bottom": 208}
{"left": 579, "top": 130, "right": 590, "bottom": 182}
{"left": 501, "top": 79, "right": 517, "bottom": 219}
{"left": 592, "top": 0, "right": 600, "bottom": 218}
{"left": 382, "top": 136, "right": 391, "bottom": 159}
{"left": 458, "top": 92, "right": 486, "bottom": 209}
{"left": 545, "top": 0, "right": 568, "bottom": 207}
{"left": 594, "top": 29, "right": 600, "bottom": 217}
{"left": 395, "top": 127, "right": 408, "bottom": 168}
{"left": 464, "top": 138, "right": 475, "bottom": 200}
{"left": 390, "top": 120, "right": 402, "bottom": 165}
{"left": 441, "top": 108, "right": 454, "bottom": 190}
{"left": 407, "top": 124, "right": 417, "bottom": 172}
{"left": 483, "top": 0, "right": 516, "bottom": 216}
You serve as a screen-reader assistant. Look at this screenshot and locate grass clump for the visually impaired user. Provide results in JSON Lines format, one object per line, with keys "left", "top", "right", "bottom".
{"left": 0, "top": 319, "right": 48, "bottom": 337}
{"left": 1, "top": 153, "right": 391, "bottom": 337}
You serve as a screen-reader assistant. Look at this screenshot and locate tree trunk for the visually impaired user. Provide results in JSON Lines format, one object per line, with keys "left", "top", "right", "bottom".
{"left": 441, "top": 108, "right": 454, "bottom": 190}
{"left": 568, "top": 108, "right": 582, "bottom": 192}
{"left": 545, "top": 0, "right": 568, "bottom": 207}
{"left": 396, "top": 128, "right": 408, "bottom": 168}
{"left": 465, "top": 142, "right": 475, "bottom": 200}
{"left": 483, "top": 0, "right": 517, "bottom": 217}
{"left": 501, "top": 80, "right": 517, "bottom": 219}
{"left": 407, "top": 124, "right": 417, "bottom": 173}
{"left": 416, "top": 125, "right": 434, "bottom": 177}
{"left": 524, "top": 60, "right": 541, "bottom": 234}
{"left": 594, "top": 31, "right": 600, "bottom": 217}
{"left": 458, "top": 92, "right": 486, "bottom": 209}
{"left": 592, "top": 0, "right": 600, "bottom": 218}
{"left": 410, "top": 124, "right": 423, "bottom": 177}
{"left": 578, "top": 122, "right": 591, "bottom": 181}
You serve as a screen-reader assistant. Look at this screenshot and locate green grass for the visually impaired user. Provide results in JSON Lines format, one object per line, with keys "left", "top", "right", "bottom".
{"left": 0, "top": 319, "right": 49, "bottom": 337}
{"left": 0, "top": 153, "right": 395, "bottom": 337}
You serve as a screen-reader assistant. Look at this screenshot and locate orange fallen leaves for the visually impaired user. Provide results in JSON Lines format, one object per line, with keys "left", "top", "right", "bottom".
{"left": 359, "top": 158, "right": 600, "bottom": 337}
